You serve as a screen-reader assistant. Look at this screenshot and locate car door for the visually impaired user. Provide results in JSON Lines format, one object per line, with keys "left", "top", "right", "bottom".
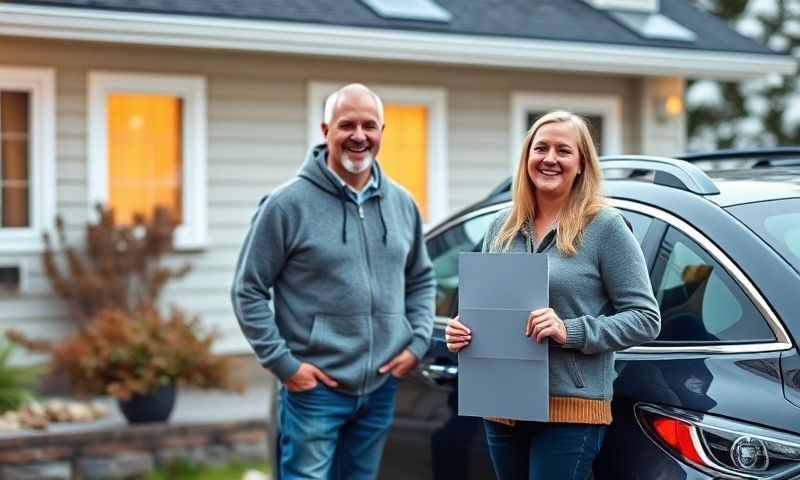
{"left": 595, "top": 209, "right": 789, "bottom": 479}
{"left": 382, "top": 202, "right": 659, "bottom": 480}
{"left": 381, "top": 205, "right": 501, "bottom": 480}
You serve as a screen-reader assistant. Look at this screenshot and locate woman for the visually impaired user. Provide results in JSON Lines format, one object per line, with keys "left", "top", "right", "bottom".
{"left": 445, "top": 111, "right": 660, "bottom": 480}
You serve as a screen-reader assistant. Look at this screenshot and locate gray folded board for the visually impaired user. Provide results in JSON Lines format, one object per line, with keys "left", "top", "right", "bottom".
{"left": 457, "top": 252, "right": 549, "bottom": 422}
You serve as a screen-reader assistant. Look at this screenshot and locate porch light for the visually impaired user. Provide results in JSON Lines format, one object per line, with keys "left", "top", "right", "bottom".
{"left": 656, "top": 94, "right": 683, "bottom": 122}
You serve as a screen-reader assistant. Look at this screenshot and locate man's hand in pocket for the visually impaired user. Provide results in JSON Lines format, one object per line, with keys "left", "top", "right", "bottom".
{"left": 378, "top": 349, "right": 418, "bottom": 378}
{"left": 285, "top": 362, "right": 338, "bottom": 392}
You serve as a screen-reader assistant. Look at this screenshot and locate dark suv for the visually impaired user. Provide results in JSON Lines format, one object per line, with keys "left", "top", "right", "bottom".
{"left": 379, "top": 149, "right": 800, "bottom": 480}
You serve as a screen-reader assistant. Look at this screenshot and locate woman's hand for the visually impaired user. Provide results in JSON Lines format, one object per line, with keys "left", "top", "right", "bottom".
{"left": 445, "top": 315, "right": 472, "bottom": 352}
{"left": 526, "top": 308, "right": 567, "bottom": 344}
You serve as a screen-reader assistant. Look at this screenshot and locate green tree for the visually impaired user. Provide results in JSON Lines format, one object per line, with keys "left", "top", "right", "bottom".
{"left": 688, "top": 0, "right": 800, "bottom": 150}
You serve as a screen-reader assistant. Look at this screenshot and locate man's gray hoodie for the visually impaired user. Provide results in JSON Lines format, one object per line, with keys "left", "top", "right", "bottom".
{"left": 231, "top": 145, "right": 435, "bottom": 396}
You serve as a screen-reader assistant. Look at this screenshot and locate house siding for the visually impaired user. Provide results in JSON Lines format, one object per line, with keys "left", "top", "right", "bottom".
{"left": 0, "top": 36, "right": 646, "bottom": 356}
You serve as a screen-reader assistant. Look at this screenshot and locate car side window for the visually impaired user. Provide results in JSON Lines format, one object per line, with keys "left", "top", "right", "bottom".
{"left": 618, "top": 209, "right": 653, "bottom": 244}
{"left": 650, "top": 227, "right": 775, "bottom": 344}
{"left": 426, "top": 211, "right": 498, "bottom": 318}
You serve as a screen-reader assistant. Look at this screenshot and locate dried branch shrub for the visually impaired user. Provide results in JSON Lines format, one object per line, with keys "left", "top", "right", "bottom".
{"left": 9, "top": 308, "right": 241, "bottom": 400}
{"left": 41, "top": 204, "right": 191, "bottom": 322}
{"left": 7, "top": 204, "right": 242, "bottom": 399}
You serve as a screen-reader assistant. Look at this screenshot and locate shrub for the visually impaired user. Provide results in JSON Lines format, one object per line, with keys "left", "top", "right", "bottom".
{"left": 8, "top": 307, "right": 241, "bottom": 400}
{"left": 41, "top": 204, "right": 190, "bottom": 322}
{"left": 0, "top": 341, "right": 41, "bottom": 413}
{"left": 7, "top": 204, "right": 241, "bottom": 400}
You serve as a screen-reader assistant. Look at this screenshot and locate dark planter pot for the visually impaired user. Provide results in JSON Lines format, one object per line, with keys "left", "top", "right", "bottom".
{"left": 117, "top": 381, "right": 177, "bottom": 423}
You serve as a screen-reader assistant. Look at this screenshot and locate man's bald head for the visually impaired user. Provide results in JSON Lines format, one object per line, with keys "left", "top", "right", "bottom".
{"left": 323, "top": 84, "right": 384, "bottom": 125}
{"left": 320, "top": 83, "right": 384, "bottom": 182}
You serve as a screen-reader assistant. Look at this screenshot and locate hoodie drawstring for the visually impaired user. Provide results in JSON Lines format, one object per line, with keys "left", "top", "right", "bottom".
{"left": 304, "top": 162, "right": 386, "bottom": 245}
{"left": 378, "top": 197, "right": 388, "bottom": 245}
{"left": 335, "top": 185, "right": 388, "bottom": 246}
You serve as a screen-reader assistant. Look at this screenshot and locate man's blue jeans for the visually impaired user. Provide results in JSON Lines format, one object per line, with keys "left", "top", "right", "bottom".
{"left": 278, "top": 377, "right": 398, "bottom": 480}
{"left": 483, "top": 419, "right": 607, "bottom": 480}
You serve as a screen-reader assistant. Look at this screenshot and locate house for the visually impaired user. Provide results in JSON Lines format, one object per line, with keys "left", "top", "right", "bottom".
{"left": 0, "top": 0, "right": 793, "bottom": 355}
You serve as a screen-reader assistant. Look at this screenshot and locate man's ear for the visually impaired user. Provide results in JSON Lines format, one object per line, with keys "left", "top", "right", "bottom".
{"left": 320, "top": 123, "right": 329, "bottom": 139}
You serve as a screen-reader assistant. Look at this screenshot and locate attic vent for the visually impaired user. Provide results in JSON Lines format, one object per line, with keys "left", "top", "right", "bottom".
{"left": 611, "top": 11, "right": 697, "bottom": 42}
{"left": 0, "top": 265, "right": 20, "bottom": 292}
{"left": 360, "top": 0, "right": 452, "bottom": 23}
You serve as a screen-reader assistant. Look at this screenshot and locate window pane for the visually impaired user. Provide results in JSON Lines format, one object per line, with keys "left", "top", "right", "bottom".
{"left": 730, "top": 199, "right": 800, "bottom": 274}
{"left": 526, "top": 111, "right": 604, "bottom": 153}
{"left": 618, "top": 209, "right": 653, "bottom": 244}
{"left": 380, "top": 104, "right": 428, "bottom": 219}
{"left": 426, "top": 212, "right": 496, "bottom": 317}
{"left": 651, "top": 228, "right": 774, "bottom": 344}
{"left": 1, "top": 91, "right": 30, "bottom": 228}
{"left": 107, "top": 94, "right": 182, "bottom": 225}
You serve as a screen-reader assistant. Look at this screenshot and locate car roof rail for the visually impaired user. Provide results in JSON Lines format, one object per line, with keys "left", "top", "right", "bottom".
{"left": 600, "top": 155, "right": 720, "bottom": 195}
{"left": 677, "top": 147, "right": 800, "bottom": 163}
{"left": 486, "top": 177, "right": 513, "bottom": 198}
{"left": 752, "top": 158, "right": 800, "bottom": 168}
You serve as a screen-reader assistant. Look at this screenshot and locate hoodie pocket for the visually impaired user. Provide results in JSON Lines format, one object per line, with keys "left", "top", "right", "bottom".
{"left": 308, "top": 314, "right": 369, "bottom": 367}
{"left": 372, "top": 313, "right": 414, "bottom": 368}
{"left": 567, "top": 351, "right": 586, "bottom": 389}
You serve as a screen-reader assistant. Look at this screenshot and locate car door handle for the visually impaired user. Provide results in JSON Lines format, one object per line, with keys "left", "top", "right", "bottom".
{"left": 420, "top": 362, "right": 458, "bottom": 386}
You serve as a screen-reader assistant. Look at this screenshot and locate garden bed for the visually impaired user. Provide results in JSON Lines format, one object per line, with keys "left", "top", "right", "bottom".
{"left": 0, "top": 385, "right": 273, "bottom": 480}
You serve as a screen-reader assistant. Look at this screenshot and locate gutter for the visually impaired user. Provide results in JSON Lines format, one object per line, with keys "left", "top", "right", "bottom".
{"left": 0, "top": 4, "right": 795, "bottom": 80}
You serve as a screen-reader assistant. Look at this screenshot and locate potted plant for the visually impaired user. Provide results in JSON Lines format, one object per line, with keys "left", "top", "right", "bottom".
{"left": 7, "top": 204, "right": 242, "bottom": 423}
{"left": 9, "top": 307, "right": 240, "bottom": 423}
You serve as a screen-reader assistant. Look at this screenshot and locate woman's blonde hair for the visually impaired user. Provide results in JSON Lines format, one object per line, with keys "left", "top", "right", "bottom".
{"left": 494, "top": 110, "right": 605, "bottom": 255}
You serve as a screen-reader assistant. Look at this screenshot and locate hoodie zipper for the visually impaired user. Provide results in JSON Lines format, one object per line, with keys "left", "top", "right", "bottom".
{"left": 357, "top": 202, "right": 374, "bottom": 395}
{"left": 535, "top": 228, "right": 583, "bottom": 387}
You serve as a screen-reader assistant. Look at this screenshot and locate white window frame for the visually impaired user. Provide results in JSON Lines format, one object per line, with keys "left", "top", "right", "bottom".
{"left": 510, "top": 92, "right": 622, "bottom": 170}
{"left": 308, "top": 82, "right": 448, "bottom": 224}
{"left": 0, "top": 66, "right": 56, "bottom": 253}
{"left": 88, "top": 72, "right": 207, "bottom": 249}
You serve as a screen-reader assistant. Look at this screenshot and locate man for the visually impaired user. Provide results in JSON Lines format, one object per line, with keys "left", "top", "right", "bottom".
{"left": 231, "top": 83, "right": 435, "bottom": 480}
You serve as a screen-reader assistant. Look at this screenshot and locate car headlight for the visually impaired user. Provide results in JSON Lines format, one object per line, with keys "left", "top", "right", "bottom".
{"left": 636, "top": 403, "right": 800, "bottom": 479}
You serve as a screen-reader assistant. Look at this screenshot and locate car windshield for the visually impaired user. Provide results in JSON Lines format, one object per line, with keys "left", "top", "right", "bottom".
{"left": 730, "top": 198, "right": 800, "bottom": 274}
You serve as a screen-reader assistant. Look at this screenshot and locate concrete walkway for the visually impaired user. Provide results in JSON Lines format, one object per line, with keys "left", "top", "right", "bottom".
{"left": 0, "top": 383, "right": 273, "bottom": 440}
{"left": 0, "top": 384, "right": 276, "bottom": 480}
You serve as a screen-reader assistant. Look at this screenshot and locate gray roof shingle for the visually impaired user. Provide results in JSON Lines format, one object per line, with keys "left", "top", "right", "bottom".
{"left": 5, "top": 0, "right": 780, "bottom": 56}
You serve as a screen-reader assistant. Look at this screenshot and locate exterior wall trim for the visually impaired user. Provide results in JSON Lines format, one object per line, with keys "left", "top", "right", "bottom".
{"left": 308, "top": 81, "right": 449, "bottom": 224}
{"left": 0, "top": 65, "right": 55, "bottom": 253}
{"left": 0, "top": 4, "right": 794, "bottom": 80}
{"left": 87, "top": 71, "right": 208, "bottom": 249}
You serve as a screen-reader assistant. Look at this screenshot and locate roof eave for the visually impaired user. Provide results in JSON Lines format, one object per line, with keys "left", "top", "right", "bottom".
{"left": 0, "top": 4, "right": 794, "bottom": 80}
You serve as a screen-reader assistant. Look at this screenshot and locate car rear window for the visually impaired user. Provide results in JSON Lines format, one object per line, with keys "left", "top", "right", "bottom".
{"left": 729, "top": 198, "right": 800, "bottom": 274}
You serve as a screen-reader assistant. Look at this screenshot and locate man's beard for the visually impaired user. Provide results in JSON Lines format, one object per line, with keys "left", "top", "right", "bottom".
{"left": 341, "top": 151, "right": 373, "bottom": 174}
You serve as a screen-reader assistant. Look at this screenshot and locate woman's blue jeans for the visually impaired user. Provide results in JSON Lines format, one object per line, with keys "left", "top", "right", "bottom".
{"left": 483, "top": 419, "right": 607, "bottom": 480}
{"left": 278, "top": 377, "right": 398, "bottom": 480}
